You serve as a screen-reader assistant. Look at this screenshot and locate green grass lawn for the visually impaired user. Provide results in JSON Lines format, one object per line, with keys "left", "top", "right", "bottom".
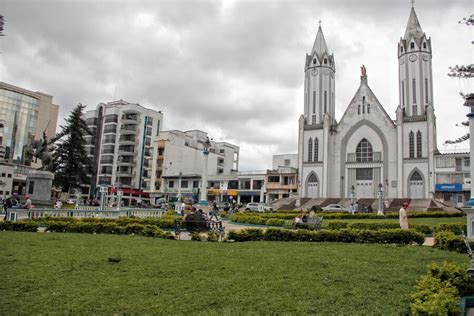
{"left": 0, "top": 231, "right": 468, "bottom": 315}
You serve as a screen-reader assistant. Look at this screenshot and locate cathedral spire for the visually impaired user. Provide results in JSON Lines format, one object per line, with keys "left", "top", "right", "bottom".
{"left": 403, "top": 7, "right": 424, "bottom": 42}
{"left": 311, "top": 25, "right": 329, "bottom": 60}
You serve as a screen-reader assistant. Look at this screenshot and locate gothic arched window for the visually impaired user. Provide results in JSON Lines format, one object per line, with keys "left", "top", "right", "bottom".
{"left": 358, "top": 104, "right": 361, "bottom": 114}
{"left": 308, "top": 173, "right": 318, "bottom": 183}
{"left": 367, "top": 104, "right": 370, "bottom": 113}
{"left": 410, "top": 42, "right": 415, "bottom": 49}
{"left": 314, "top": 138, "right": 319, "bottom": 162}
{"left": 410, "top": 171, "right": 422, "bottom": 181}
{"left": 356, "top": 138, "right": 373, "bottom": 162}
{"left": 416, "top": 131, "right": 422, "bottom": 158}
{"left": 409, "top": 131, "right": 415, "bottom": 158}
{"left": 423, "top": 42, "right": 426, "bottom": 49}
{"left": 324, "top": 58, "right": 327, "bottom": 64}
{"left": 308, "top": 138, "right": 313, "bottom": 162}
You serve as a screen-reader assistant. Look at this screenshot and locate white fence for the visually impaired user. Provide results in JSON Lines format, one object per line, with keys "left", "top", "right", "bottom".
{"left": 4, "top": 208, "right": 166, "bottom": 221}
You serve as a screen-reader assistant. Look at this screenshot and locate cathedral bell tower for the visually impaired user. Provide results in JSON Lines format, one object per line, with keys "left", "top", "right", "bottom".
{"left": 398, "top": 6, "right": 433, "bottom": 117}
{"left": 304, "top": 24, "right": 336, "bottom": 126}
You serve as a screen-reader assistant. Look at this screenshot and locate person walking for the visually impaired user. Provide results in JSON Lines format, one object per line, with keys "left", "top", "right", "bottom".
{"left": 399, "top": 201, "right": 409, "bottom": 229}
{"left": 210, "top": 201, "right": 220, "bottom": 221}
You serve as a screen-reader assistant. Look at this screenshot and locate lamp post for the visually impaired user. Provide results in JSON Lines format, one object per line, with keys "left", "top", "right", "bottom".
{"left": 377, "top": 183, "right": 384, "bottom": 216}
{"left": 350, "top": 185, "right": 355, "bottom": 205}
{"left": 199, "top": 137, "right": 211, "bottom": 205}
{"left": 177, "top": 172, "right": 182, "bottom": 201}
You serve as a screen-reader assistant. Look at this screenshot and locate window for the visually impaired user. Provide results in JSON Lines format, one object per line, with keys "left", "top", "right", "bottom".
{"left": 28, "top": 181, "right": 34, "bottom": 194}
{"left": 402, "top": 80, "right": 405, "bottom": 106}
{"left": 416, "top": 131, "right": 422, "bottom": 158}
{"left": 181, "top": 180, "right": 188, "bottom": 188}
{"left": 410, "top": 42, "right": 415, "bottom": 49}
{"left": 1, "top": 173, "right": 4, "bottom": 177}
{"left": 409, "top": 131, "right": 415, "bottom": 158}
{"left": 465, "top": 158, "right": 470, "bottom": 167}
{"left": 358, "top": 104, "right": 361, "bottom": 114}
{"left": 284, "top": 159, "right": 290, "bottom": 166}
{"left": 193, "top": 180, "right": 199, "bottom": 188}
{"left": 401, "top": 46, "right": 404, "bottom": 53}
{"left": 356, "top": 168, "right": 373, "bottom": 180}
{"left": 367, "top": 104, "right": 370, "bottom": 113}
{"left": 220, "top": 149, "right": 225, "bottom": 154}
{"left": 356, "top": 138, "right": 373, "bottom": 162}
{"left": 312, "top": 91, "right": 316, "bottom": 113}
{"left": 7, "top": 174, "right": 12, "bottom": 178}
{"left": 423, "top": 42, "right": 426, "bottom": 49}
{"left": 312, "top": 114, "right": 316, "bottom": 124}
{"left": 412, "top": 78, "right": 416, "bottom": 104}
{"left": 424, "top": 78, "right": 429, "bottom": 104}
{"left": 308, "top": 138, "right": 313, "bottom": 162}
{"left": 168, "top": 180, "right": 174, "bottom": 188}
{"left": 313, "top": 58, "right": 316, "bottom": 64}
{"left": 324, "top": 91, "right": 327, "bottom": 113}
{"left": 314, "top": 138, "right": 319, "bottom": 161}
{"left": 156, "top": 120, "right": 161, "bottom": 136}
{"left": 324, "top": 58, "right": 327, "bottom": 64}
{"left": 412, "top": 104, "right": 417, "bottom": 116}
{"left": 410, "top": 171, "right": 422, "bottom": 181}
{"left": 268, "top": 176, "right": 280, "bottom": 182}
{"left": 362, "top": 105, "right": 365, "bottom": 114}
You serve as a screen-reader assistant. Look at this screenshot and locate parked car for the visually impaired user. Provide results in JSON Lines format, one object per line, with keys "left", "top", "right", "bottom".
{"left": 321, "top": 204, "right": 348, "bottom": 212}
{"left": 244, "top": 203, "right": 273, "bottom": 212}
{"left": 66, "top": 198, "right": 76, "bottom": 205}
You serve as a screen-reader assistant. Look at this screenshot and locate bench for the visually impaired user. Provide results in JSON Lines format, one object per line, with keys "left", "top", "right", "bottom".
{"left": 174, "top": 219, "right": 225, "bottom": 241}
{"left": 294, "top": 216, "right": 323, "bottom": 230}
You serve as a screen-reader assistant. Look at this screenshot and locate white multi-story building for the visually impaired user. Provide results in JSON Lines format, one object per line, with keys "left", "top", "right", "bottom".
{"left": 434, "top": 152, "right": 471, "bottom": 207}
{"left": 153, "top": 129, "right": 239, "bottom": 203}
{"left": 266, "top": 154, "right": 298, "bottom": 202}
{"left": 84, "top": 100, "right": 163, "bottom": 205}
{"left": 298, "top": 7, "right": 441, "bottom": 200}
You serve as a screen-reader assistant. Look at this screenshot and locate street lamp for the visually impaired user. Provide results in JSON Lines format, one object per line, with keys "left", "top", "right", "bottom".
{"left": 199, "top": 137, "right": 212, "bottom": 205}
{"left": 377, "top": 183, "right": 384, "bottom": 215}
{"left": 350, "top": 185, "right": 355, "bottom": 204}
{"left": 464, "top": 93, "right": 474, "bottom": 208}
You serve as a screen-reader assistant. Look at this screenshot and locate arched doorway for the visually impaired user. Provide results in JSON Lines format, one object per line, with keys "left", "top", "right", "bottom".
{"left": 409, "top": 170, "right": 424, "bottom": 198}
{"left": 306, "top": 173, "right": 319, "bottom": 198}
{"left": 355, "top": 139, "right": 374, "bottom": 198}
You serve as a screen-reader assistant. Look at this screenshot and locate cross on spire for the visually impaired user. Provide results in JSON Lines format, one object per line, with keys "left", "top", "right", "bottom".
{"left": 318, "top": 20, "right": 321, "bottom": 27}
{"left": 410, "top": 0, "right": 415, "bottom": 7}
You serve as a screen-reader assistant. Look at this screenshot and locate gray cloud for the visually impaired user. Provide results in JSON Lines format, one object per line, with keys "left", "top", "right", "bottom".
{"left": 1, "top": 0, "right": 472, "bottom": 170}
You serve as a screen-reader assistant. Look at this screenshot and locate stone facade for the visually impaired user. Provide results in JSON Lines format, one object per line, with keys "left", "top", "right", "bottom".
{"left": 298, "top": 7, "right": 439, "bottom": 199}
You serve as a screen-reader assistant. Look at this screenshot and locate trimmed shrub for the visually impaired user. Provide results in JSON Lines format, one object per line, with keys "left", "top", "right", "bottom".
{"left": 327, "top": 221, "right": 349, "bottom": 230}
{"left": 190, "top": 232, "right": 203, "bottom": 241}
{"left": 433, "top": 223, "right": 467, "bottom": 235}
{"left": 265, "top": 219, "right": 291, "bottom": 227}
{"left": 227, "top": 227, "right": 424, "bottom": 245}
{"left": 433, "top": 231, "right": 467, "bottom": 253}
{"left": 410, "top": 262, "right": 474, "bottom": 315}
{"left": 410, "top": 274, "right": 460, "bottom": 315}
{"left": 0, "top": 221, "right": 38, "bottom": 232}
{"left": 206, "top": 231, "right": 220, "bottom": 242}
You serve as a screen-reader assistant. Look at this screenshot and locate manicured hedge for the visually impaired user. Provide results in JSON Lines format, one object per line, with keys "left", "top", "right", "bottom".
{"left": 44, "top": 220, "right": 173, "bottom": 239}
{"left": 410, "top": 262, "right": 474, "bottom": 315}
{"left": 433, "top": 231, "right": 467, "bottom": 253}
{"left": 0, "top": 221, "right": 38, "bottom": 232}
{"left": 36, "top": 216, "right": 179, "bottom": 228}
{"left": 232, "top": 211, "right": 464, "bottom": 224}
{"left": 227, "top": 228, "right": 425, "bottom": 245}
{"left": 325, "top": 221, "right": 451, "bottom": 235}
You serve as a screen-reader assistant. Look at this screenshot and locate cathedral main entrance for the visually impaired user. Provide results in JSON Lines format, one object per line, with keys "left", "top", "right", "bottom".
{"left": 306, "top": 173, "right": 319, "bottom": 198}
{"left": 409, "top": 171, "right": 424, "bottom": 198}
{"left": 356, "top": 168, "right": 373, "bottom": 198}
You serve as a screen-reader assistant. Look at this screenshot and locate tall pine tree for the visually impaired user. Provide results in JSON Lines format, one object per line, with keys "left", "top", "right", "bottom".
{"left": 52, "top": 104, "right": 93, "bottom": 193}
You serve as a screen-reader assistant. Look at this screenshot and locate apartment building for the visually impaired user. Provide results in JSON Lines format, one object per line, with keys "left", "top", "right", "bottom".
{"left": 84, "top": 100, "right": 163, "bottom": 205}
{"left": 434, "top": 151, "right": 471, "bottom": 207}
{"left": 153, "top": 129, "right": 239, "bottom": 204}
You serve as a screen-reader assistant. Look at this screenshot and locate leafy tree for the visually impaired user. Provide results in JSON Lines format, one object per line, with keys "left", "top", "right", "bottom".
{"left": 51, "top": 103, "right": 93, "bottom": 193}
{"left": 445, "top": 15, "right": 473, "bottom": 145}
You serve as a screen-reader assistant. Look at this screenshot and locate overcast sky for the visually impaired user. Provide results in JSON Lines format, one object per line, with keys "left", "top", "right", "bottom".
{"left": 1, "top": 0, "right": 472, "bottom": 170}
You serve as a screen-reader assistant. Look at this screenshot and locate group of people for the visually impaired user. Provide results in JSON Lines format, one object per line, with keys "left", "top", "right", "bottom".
{"left": 348, "top": 202, "right": 373, "bottom": 214}
{"left": 2, "top": 193, "right": 32, "bottom": 212}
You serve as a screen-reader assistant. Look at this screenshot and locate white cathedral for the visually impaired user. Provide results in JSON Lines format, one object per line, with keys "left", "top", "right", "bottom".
{"left": 297, "top": 7, "right": 437, "bottom": 199}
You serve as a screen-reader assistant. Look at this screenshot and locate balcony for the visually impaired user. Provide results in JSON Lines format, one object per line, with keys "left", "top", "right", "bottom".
{"left": 120, "top": 125, "right": 138, "bottom": 135}
{"left": 266, "top": 182, "right": 297, "bottom": 190}
{"left": 118, "top": 136, "right": 137, "bottom": 145}
{"left": 116, "top": 171, "right": 136, "bottom": 177}
{"left": 121, "top": 114, "right": 140, "bottom": 125}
